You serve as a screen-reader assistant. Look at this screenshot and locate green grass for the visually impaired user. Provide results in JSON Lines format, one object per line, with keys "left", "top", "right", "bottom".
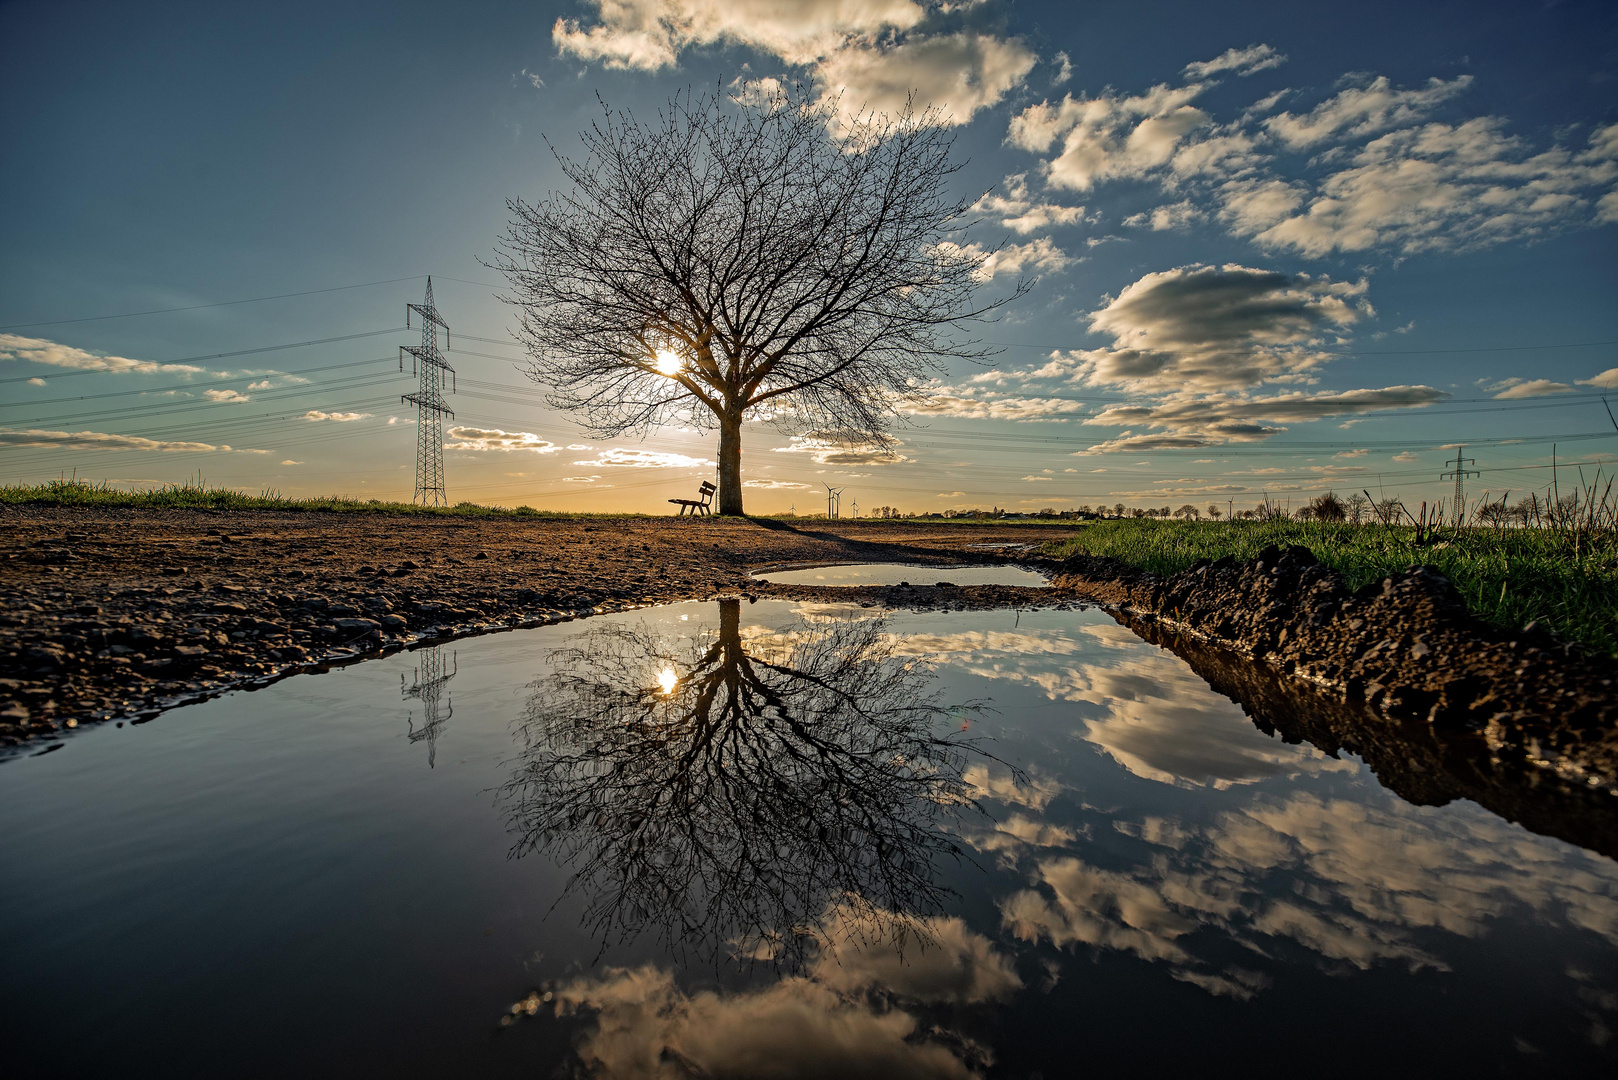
{"left": 1044, "top": 518, "right": 1618, "bottom": 656}
{"left": 0, "top": 478, "right": 648, "bottom": 518}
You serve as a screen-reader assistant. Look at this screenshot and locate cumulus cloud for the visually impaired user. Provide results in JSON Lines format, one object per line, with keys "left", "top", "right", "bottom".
{"left": 818, "top": 31, "right": 1037, "bottom": 131}
{"left": 1488, "top": 378, "right": 1575, "bottom": 399}
{"left": 1002, "top": 56, "right": 1618, "bottom": 257}
{"left": 774, "top": 436, "right": 910, "bottom": 465}
{"left": 554, "top": 1, "right": 1035, "bottom": 130}
{"left": 202, "top": 388, "right": 250, "bottom": 403}
{"left": 1238, "top": 118, "right": 1618, "bottom": 256}
{"left": 1577, "top": 367, "right": 1618, "bottom": 389}
{"left": 1264, "top": 74, "right": 1472, "bottom": 149}
{"left": 0, "top": 333, "right": 202, "bottom": 376}
{"left": 1182, "top": 43, "right": 1286, "bottom": 80}
{"left": 907, "top": 391, "right": 1089, "bottom": 422}
{"left": 1055, "top": 263, "right": 1370, "bottom": 394}
{"left": 443, "top": 425, "right": 558, "bottom": 453}
{"left": 971, "top": 173, "right": 1085, "bottom": 234}
{"left": 0, "top": 427, "right": 246, "bottom": 453}
{"left": 303, "top": 410, "right": 372, "bottom": 422}
{"left": 937, "top": 236, "right": 1073, "bottom": 282}
{"left": 1008, "top": 81, "right": 1211, "bottom": 191}
{"left": 574, "top": 446, "right": 714, "bottom": 468}
{"left": 743, "top": 478, "right": 812, "bottom": 489}
{"left": 1123, "top": 200, "right": 1201, "bottom": 230}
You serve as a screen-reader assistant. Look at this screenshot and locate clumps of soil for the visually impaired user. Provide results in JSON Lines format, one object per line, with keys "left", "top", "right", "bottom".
{"left": 1126, "top": 615, "right": 1618, "bottom": 859}
{"left": 1053, "top": 544, "right": 1618, "bottom": 794}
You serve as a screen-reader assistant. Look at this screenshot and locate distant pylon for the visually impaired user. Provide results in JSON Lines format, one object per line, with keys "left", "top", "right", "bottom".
{"left": 402, "top": 646, "right": 457, "bottom": 768}
{"left": 1440, "top": 446, "right": 1480, "bottom": 526}
{"left": 401, "top": 277, "right": 455, "bottom": 505}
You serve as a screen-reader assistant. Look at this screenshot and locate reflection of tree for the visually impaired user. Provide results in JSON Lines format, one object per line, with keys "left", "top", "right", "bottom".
{"left": 502, "top": 599, "right": 995, "bottom": 964}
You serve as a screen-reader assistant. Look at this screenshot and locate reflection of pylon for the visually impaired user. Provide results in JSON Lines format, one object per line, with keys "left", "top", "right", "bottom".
{"left": 402, "top": 647, "right": 457, "bottom": 767}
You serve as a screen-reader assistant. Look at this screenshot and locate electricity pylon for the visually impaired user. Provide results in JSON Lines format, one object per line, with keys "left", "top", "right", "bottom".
{"left": 402, "top": 646, "right": 457, "bottom": 768}
{"left": 1440, "top": 446, "right": 1480, "bottom": 526}
{"left": 401, "top": 277, "right": 455, "bottom": 505}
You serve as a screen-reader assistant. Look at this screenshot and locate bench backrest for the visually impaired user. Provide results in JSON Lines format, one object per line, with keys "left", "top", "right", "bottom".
{"left": 698, "top": 481, "right": 716, "bottom": 496}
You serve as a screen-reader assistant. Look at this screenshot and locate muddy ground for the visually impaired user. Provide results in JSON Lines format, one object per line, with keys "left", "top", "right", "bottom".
{"left": 0, "top": 507, "right": 1078, "bottom": 746}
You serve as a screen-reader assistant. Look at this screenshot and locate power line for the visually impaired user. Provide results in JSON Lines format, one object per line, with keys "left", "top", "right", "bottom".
{"left": 0, "top": 277, "right": 424, "bottom": 331}
{"left": 0, "top": 327, "right": 406, "bottom": 385}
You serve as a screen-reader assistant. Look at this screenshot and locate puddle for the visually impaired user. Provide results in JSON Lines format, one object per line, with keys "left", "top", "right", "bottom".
{"left": 3, "top": 600, "right": 1615, "bottom": 1076}
{"left": 753, "top": 561, "right": 1049, "bottom": 587}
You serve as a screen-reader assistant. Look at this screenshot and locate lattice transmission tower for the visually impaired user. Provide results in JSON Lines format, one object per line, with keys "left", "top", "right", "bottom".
{"left": 402, "top": 646, "right": 457, "bottom": 768}
{"left": 401, "top": 277, "right": 456, "bottom": 505}
{"left": 1440, "top": 446, "right": 1480, "bottom": 526}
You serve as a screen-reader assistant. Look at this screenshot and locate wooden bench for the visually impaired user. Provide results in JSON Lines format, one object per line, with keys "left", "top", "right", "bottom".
{"left": 669, "top": 481, "right": 716, "bottom": 516}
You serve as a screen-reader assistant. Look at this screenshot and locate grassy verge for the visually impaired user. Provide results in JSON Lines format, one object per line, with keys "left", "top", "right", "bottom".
{"left": 0, "top": 478, "right": 647, "bottom": 518}
{"left": 1044, "top": 518, "right": 1618, "bottom": 656}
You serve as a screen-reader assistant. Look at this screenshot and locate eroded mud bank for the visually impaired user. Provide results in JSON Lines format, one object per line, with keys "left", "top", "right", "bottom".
{"left": 1052, "top": 544, "right": 1618, "bottom": 794}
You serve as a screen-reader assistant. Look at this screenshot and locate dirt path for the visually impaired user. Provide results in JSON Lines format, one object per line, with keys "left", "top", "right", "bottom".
{"left": 0, "top": 507, "right": 1079, "bottom": 746}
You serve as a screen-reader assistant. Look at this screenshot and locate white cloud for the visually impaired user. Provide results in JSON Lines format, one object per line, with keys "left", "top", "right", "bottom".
{"left": 1489, "top": 378, "right": 1575, "bottom": 399}
{"left": 1009, "top": 82, "right": 1211, "bottom": 191}
{"left": 0, "top": 427, "right": 243, "bottom": 453}
{"left": 561, "top": 475, "right": 601, "bottom": 482}
{"left": 743, "top": 478, "right": 812, "bottom": 489}
{"left": 1051, "top": 50, "right": 1072, "bottom": 85}
{"left": 26, "top": 377, "right": 46, "bottom": 386}
{"left": 303, "top": 410, "right": 372, "bottom": 422}
{"left": 443, "top": 425, "right": 558, "bottom": 453}
{"left": 774, "top": 436, "right": 909, "bottom": 465}
{"left": 908, "top": 391, "right": 1089, "bottom": 422}
{"left": 553, "top": 1, "right": 1036, "bottom": 130}
{"left": 1264, "top": 74, "right": 1472, "bottom": 149}
{"left": 971, "top": 173, "right": 1085, "bottom": 234}
{"left": 1123, "top": 200, "right": 1201, "bottom": 231}
{"left": 280, "top": 459, "right": 301, "bottom": 465}
{"left": 1239, "top": 118, "right": 1618, "bottom": 257}
{"left": 203, "top": 388, "right": 250, "bottom": 403}
{"left": 1182, "top": 44, "right": 1286, "bottom": 80}
{"left": 1392, "top": 451, "right": 1420, "bottom": 462}
{"left": 1577, "top": 367, "right": 1618, "bottom": 389}
{"left": 1056, "top": 263, "right": 1370, "bottom": 394}
{"left": 0, "top": 333, "right": 202, "bottom": 376}
{"left": 816, "top": 31, "right": 1037, "bottom": 131}
{"left": 940, "top": 236, "right": 1073, "bottom": 282}
{"left": 574, "top": 446, "right": 714, "bottom": 468}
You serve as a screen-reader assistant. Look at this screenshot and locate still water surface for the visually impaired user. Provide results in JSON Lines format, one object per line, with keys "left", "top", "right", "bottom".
{"left": 3, "top": 600, "right": 1615, "bottom": 1077}
{"left": 753, "top": 562, "right": 1049, "bottom": 587}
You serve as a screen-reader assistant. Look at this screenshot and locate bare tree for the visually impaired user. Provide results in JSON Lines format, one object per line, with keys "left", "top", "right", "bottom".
{"left": 494, "top": 86, "right": 1021, "bottom": 515}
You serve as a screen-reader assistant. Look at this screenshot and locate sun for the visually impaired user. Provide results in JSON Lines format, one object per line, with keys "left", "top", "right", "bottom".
{"left": 653, "top": 349, "right": 683, "bottom": 376}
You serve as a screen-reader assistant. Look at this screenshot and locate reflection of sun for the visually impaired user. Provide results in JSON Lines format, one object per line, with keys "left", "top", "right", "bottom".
{"left": 657, "top": 666, "right": 678, "bottom": 694}
{"left": 654, "top": 349, "right": 683, "bottom": 376}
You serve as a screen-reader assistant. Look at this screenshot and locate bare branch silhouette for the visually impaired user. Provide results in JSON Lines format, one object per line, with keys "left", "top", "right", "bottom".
{"left": 501, "top": 599, "right": 1003, "bottom": 967}
{"left": 492, "top": 84, "right": 1028, "bottom": 514}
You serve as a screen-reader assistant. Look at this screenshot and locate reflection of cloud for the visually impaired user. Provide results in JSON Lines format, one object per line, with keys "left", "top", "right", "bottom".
{"left": 536, "top": 902, "right": 1019, "bottom": 1078}
{"left": 1000, "top": 791, "right": 1618, "bottom": 1000}
{"left": 905, "top": 622, "right": 1348, "bottom": 790}
{"left": 812, "top": 903, "right": 1022, "bottom": 1005}
{"left": 545, "top": 966, "right": 976, "bottom": 1079}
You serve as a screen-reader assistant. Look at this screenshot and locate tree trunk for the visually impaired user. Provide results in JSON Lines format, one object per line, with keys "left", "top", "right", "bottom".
{"left": 717, "top": 408, "right": 744, "bottom": 516}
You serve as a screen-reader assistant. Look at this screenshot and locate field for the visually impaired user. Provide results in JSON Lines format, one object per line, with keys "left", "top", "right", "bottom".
{"left": 1044, "top": 518, "right": 1618, "bottom": 656}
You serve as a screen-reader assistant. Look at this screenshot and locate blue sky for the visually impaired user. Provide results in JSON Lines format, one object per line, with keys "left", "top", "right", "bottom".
{"left": 2, "top": 0, "right": 1615, "bottom": 513}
